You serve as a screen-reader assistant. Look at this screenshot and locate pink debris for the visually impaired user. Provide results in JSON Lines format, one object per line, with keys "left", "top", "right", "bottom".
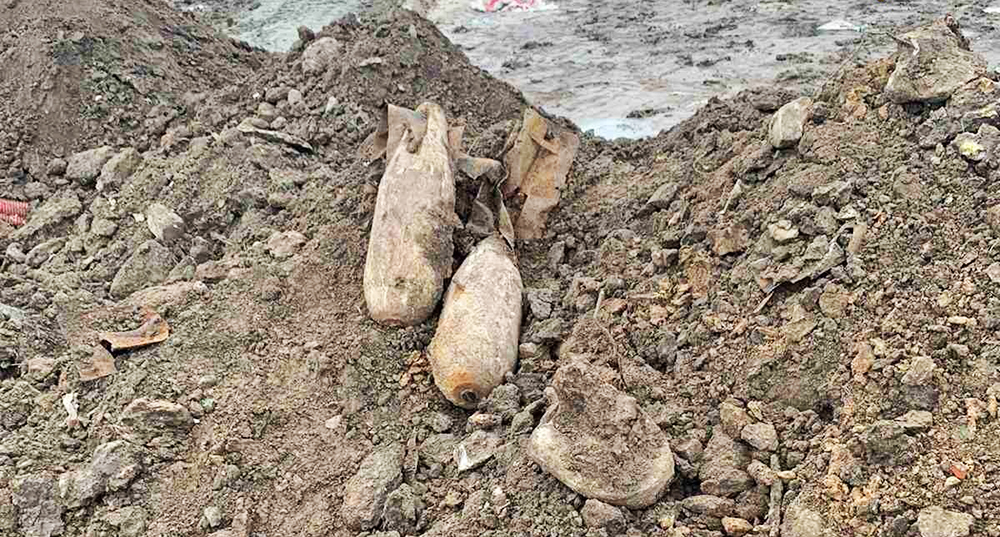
{"left": 0, "top": 198, "right": 29, "bottom": 227}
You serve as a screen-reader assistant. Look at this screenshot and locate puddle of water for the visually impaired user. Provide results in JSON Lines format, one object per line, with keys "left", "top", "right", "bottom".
{"left": 226, "top": 0, "right": 1000, "bottom": 140}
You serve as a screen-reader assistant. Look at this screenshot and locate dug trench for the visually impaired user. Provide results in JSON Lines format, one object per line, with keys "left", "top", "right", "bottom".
{"left": 0, "top": 2, "right": 999, "bottom": 537}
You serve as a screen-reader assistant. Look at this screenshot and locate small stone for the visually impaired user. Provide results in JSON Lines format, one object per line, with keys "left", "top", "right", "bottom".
{"left": 528, "top": 360, "right": 675, "bottom": 508}
{"left": 740, "top": 422, "right": 778, "bottom": 451}
{"left": 454, "top": 430, "right": 500, "bottom": 472}
{"left": 652, "top": 248, "right": 679, "bottom": 268}
{"left": 58, "top": 441, "right": 141, "bottom": 508}
{"left": 681, "top": 495, "right": 734, "bottom": 517}
{"left": 266, "top": 230, "right": 308, "bottom": 259}
{"left": 862, "top": 420, "right": 915, "bottom": 466}
{"left": 986, "top": 263, "right": 1000, "bottom": 283}
{"left": 47, "top": 158, "right": 67, "bottom": 176}
{"left": 256, "top": 102, "right": 277, "bottom": 122}
{"left": 287, "top": 89, "right": 303, "bottom": 107}
{"left": 419, "top": 434, "right": 458, "bottom": 465}
{"left": 722, "top": 517, "right": 753, "bottom": 536}
{"left": 197, "top": 374, "right": 219, "bottom": 388}
{"left": 902, "top": 356, "right": 936, "bottom": 386}
{"left": 987, "top": 205, "right": 1000, "bottom": 234}
{"left": 781, "top": 497, "right": 830, "bottom": 537}
{"left": 301, "top": 37, "right": 341, "bottom": 74}
{"left": 97, "top": 148, "right": 141, "bottom": 191}
{"left": 945, "top": 476, "right": 961, "bottom": 489}
{"left": 547, "top": 241, "right": 566, "bottom": 269}
{"left": 646, "top": 182, "right": 679, "bottom": 210}
{"left": 341, "top": 444, "right": 403, "bottom": 530}
{"left": 746, "top": 460, "right": 776, "bottom": 486}
{"left": 673, "top": 437, "right": 704, "bottom": 462}
{"left": 110, "top": 240, "right": 177, "bottom": 299}
{"left": 382, "top": 483, "right": 422, "bottom": 535}
{"left": 66, "top": 146, "right": 115, "bottom": 184}
{"left": 708, "top": 225, "right": 749, "bottom": 256}
{"left": 719, "top": 402, "right": 752, "bottom": 438}
{"left": 118, "top": 398, "right": 194, "bottom": 446}
{"left": 145, "top": 203, "right": 185, "bottom": 242}
{"left": 91, "top": 217, "right": 118, "bottom": 237}
{"left": 580, "top": 499, "right": 625, "bottom": 535}
{"left": 811, "top": 181, "right": 852, "bottom": 208}
{"left": 202, "top": 506, "right": 223, "bottom": 529}
{"left": 884, "top": 18, "right": 987, "bottom": 104}
{"left": 917, "top": 506, "right": 973, "bottom": 537}
{"left": 525, "top": 288, "right": 553, "bottom": 319}
{"left": 769, "top": 97, "right": 812, "bottom": 149}
{"left": 200, "top": 399, "right": 216, "bottom": 414}
{"left": 265, "top": 87, "right": 290, "bottom": 104}
{"left": 427, "top": 412, "right": 453, "bottom": 433}
{"left": 897, "top": 410, "right": 933, "bottom": 430}
{"left": 769, "top": 219, "right": 800, "bottom": 242}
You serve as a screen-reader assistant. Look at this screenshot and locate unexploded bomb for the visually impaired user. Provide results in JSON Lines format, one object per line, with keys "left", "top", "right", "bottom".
{"left": 363, "top": 102, "right": 457, "bottom": 327}
{"left": 427, "top": 234, "right": 523, "bottom": 408}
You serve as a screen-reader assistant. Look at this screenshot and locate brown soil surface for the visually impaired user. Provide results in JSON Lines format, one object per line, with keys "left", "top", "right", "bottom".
{"left": 1, "top": 2, "right": 998, "bottom": 537}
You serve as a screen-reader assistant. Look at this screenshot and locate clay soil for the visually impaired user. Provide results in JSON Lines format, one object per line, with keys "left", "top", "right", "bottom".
{"left": 1, "top": 2, "right": 999, "bottom": 537}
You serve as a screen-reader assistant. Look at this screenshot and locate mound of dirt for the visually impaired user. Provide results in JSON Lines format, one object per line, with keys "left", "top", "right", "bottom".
{"left": 0, "top": 4, "right": 998, "bottom": 537}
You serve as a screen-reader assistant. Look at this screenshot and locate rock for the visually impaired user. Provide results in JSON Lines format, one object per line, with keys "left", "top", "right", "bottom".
{"left": 427, "top": 412, "right": 453, "bottom": 433}
{"left": 525, "top": 288, "right": 553, "bottom": 319}
{"left": 382, "top": 483, "right": 422, "bottom": 535}
{"left": 47, "top": 158, "right": 67, "bottom": 176}
{"left": 91, "top": 217, "right": 118, "bottom": 237}
{"left": 485, "top": 383, "right": 521, "bottom": 420}
{"left": 110, "top": 240, "right": 177, "bottom": 299}
{"left": 302, "top": 37, "right": 341, "bottom": 74}
{"left": 145, "top": 203, "right": 185, "bottom": 242}
{"left": 266, "top": 230, "right": 308, "bottom": 259}
{"left": 987, "top": 205, "right": 1000, "bottom": 235}
{"left": 781, "top": 497, "right": 830, "bottom": 537}
{"left": 11, "top": 474, "right": 64, "bottom": 537}
{"left": 13, "top": 192, "right": 82, "bottom": 240}
{"left": 530, "top": 318, "right": 564, "bottom": 343}
{"left": 681, "top": 495, "right": 734, "bottom": 517}
{"left": 202, "top": 506, "right": 223, "bottom": 529}
{"left": 746, "top": 460, "right": 776, "bottom": 486}
{"left": 580, "top": 499, "right": 625, "bottom": 535}
{"left": 58, "top": 440, "right": 141, "bottom": 508}
{"left": 862, "top": 420, "right": 915, "bottom": 465}
{"left": 917, "top": 506, "right": 973, "bottom": 537}
{"left": 547, "top": 241, "right": 566, "bottom": 269}
{"left": 769, "top": 219, "right": 799, "bottom": 242}
{"left": 673, "top": 437, "right": 704, "bottom": 462}
{"left": 26, "top": 357, "right": 56, "bottom": 381}
{"left": 769, "top": 97, "right": 812, "bottom": 149}
{"left": 902, "top": 356, "right": 936, "bottom": 386}
{"left": 341, "top": 444, "right": 404, "bottom": 530}
{"left": 884, "top": 17, "right": 987, "bottom": 104}
{"left": 118, "top": 398, "right": 194, "bottom": 445}
{"left": 812, "top": 181, "right": 851, "bottom": 208}
{"left": 287, "top": 89, "right": 304, "bottom": 107}
{"left": 708, "top": 225, "right": 749, "bottom": 256}
{"left": 646, "top": 182, "right": 679, "bottom": 210}
{"left": 700, "top": 431, "right": 752, "bottom": 497}
{"left": 701, "top": 466, "right": 755, "bottom": 497}
{"left": 952, "top": 124, "right": 1000, "bottom": 162}
{"left": 719, "top": 401, "right": 752, "bottom": 438}
{"left": 97, "top": 148, "right": 142, "bottom": 191}
{"left": 722, "top": 517, "right": 753, "bottom": 536}
{"left": 740, "top": 422, "right": 778, "bottom": 451}
{"left": 65, "top": 146, "right": 115, "bottom": 183}
{"left": 987, "top": 263, "right": 1000, "bottom": 283}
{"left": 454, "top": 430, "right": 501, "bottom": 472}
{"left": 265, "top": 87, "right": 290, "bottom": 104}
{"left": 420, "top": 434, "right": 458, "bottom": 465}
{"left": 26, "top": 237, "right": 66, "bottom": 268}
{"left": 528, "top": 360, "right": 675, "bottom": 508}
{"left": 897, "top": 410, "right": 934, "bottom": 430}
{"left": 104, "top": 506, "right": 147, "bottom": 537}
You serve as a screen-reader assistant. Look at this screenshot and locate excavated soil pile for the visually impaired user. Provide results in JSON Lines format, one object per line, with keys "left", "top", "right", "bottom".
{"left": 0, "top": 3, "right": 998, "bottom": 537}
